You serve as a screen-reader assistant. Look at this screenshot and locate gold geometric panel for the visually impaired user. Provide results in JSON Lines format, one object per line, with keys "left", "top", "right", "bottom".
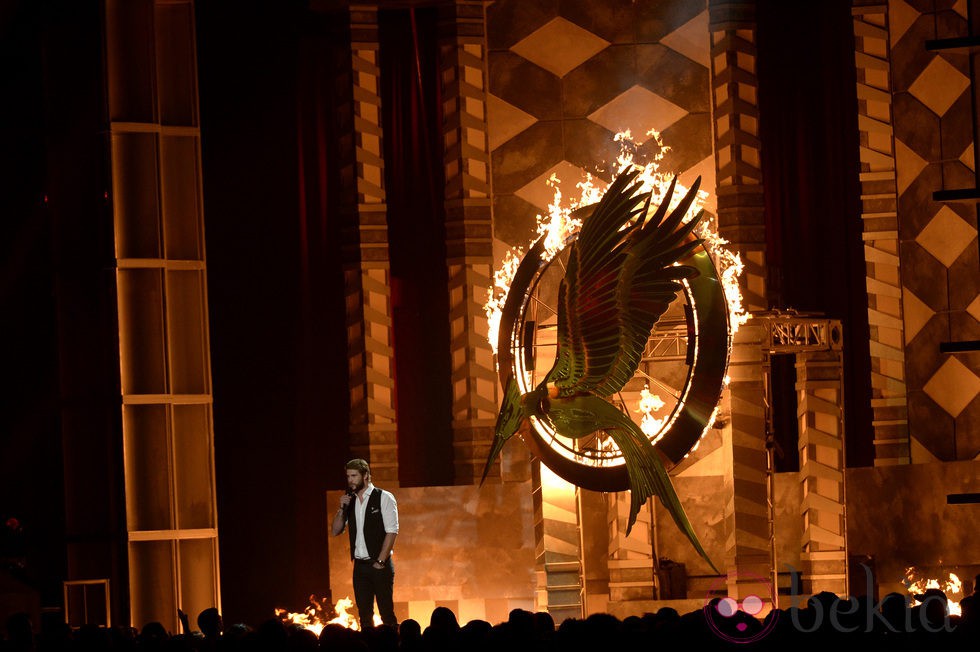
{"left": 902, "top": 287, "right": 935, "bottom": 345}
{"left": 659, "top": 10, "right": 709, "bottom": 68}
{"left": 888, "top": 0, "right": 918, "bottom": 48}
{"left": 908, "top": 56, "right": 970, "bottom": 117}
{"left": 588, "top": 85, "right": 687, "bottom": 145}
{"left": 923, "top": 357, "right": 980, "bottom": 417}
{"left": 968, "top": 294, "right": 980, "bottom": 324}
{"left": 487, "top": 93, "right": 538, "bottom": 151}
{"left": 914, "top": 205, "right": 977, "bottom": 267}
{"left": 895, "top": 137, "right": 927, "bottom": 197}
{"left": 513, "top": 159, "right": 590, "bottom": 212}
{"left": 909, "top": 435, "right": 941, "bottom": 464}
{"left": 511, "top": 17, "right": 610, "bottom": 78}
{"left": 960, "top": 143, "right": 975, "bottom": 172}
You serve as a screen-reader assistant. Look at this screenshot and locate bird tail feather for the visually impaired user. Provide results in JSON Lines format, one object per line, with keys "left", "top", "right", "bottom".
{"left": 605, "top": 409, "right": 720, "bottom": 574}
{"left": 479, "top": 434, "right": 507, "bottom": 487}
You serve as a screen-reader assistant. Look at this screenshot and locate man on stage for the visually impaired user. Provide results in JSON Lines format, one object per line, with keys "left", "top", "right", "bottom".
{"left": 331, "top": 458, "right": 399, "bottom": 628}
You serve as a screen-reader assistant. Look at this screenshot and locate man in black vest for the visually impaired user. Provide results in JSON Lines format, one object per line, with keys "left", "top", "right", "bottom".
{"left": 331, "top": 458, "right": 399, "bottom": 628}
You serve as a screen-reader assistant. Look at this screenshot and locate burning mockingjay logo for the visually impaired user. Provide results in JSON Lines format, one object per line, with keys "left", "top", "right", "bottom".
{"left": 481, "top": 164, "right": 736, "bottom": 570}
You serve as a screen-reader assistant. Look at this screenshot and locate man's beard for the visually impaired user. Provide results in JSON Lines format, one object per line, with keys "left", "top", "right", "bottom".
{"left": 349, "top": 478, "right": 365, "bottom": 493}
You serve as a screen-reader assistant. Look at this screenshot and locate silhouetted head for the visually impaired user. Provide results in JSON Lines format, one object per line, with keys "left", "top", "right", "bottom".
{"left": 807, "top": 591, "right": 840, "bottom": 611}
{"left": 4, "top": 613, "right": 33, "bottom": 647}
{"left": 77, "top": 624, "right": 110, "bottom": 651}
{"left": 916, "top": 588, "right": 949, "bottom": 629}
{"left": 507, "top": 608, "right": 534, "bottom": 638}
{"left": 533, "top": 611, "right": 555, "bottom": 636}
{"left": 319, "top": 623, "right": 355, "bottom": 648}
{"left": 365, "top": 624, "right": 398, "bottom": 651}
{"left": 286, "top": 625, "right": 318, "bottom": 652}
{"left": 460, "top": 619, "right": 491, "bottom": 638}
{"left": 139, "top": 621, "right": 169, "bottom": 642}
{"left": 429, "top": 606, "right": 459, "bottom": 632}
{"left": 959, "top": 594, "right": 976, "bottom": 624}
{"left": 399, "top": 619, "right": 422, "bottom": 642}
{"left": 197, "top": 608, "right": 222, "bottom": 639}
{"left": 224, "top": 623, "right": 250, "bottom": 642}
{"left": 255, "top": 618, "right": 288, "bottom": 651}
{"left": 879, "top": 592, "right": 908, "bottom": 631}
{"left": 423, "top": 609, "right": 459, "bottom": 650}
{"left": 622, "top": 615, "right": 645, "bottom": 633}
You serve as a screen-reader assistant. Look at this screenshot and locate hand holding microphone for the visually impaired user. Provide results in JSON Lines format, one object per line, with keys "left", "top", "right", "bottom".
{"left": 340, "top": 487, "right": 355, "bottom": 513}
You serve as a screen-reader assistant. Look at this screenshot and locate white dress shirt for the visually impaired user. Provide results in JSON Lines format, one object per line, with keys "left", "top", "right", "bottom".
{"left": 353, "top": 483, "right": 399, "bottom": 560}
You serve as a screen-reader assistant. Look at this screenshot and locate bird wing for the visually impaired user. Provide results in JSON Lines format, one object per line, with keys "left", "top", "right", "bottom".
{"left": 549, "top": 394, "right": 718, "bottom": 572}
{"left": 481, "top": 374, "right": 525, "bottom": 486}
{"left": 546, "top": 168, "right": 705, "bottom": 397}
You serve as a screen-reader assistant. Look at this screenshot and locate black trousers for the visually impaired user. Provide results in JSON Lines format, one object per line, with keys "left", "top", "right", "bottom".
{"left": 352, "top": 558, "right": 396, "bottom": 628}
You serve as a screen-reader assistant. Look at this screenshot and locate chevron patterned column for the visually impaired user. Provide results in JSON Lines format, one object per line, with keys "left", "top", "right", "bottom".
{"left": 607, "top": 494, "right": 656, "bottom": 601}
{"left": 852, "top": 1, "right": 909, "bottom": 465}
{"left": 796, "top": 345, "right": 847, "bottom": 596}
{"left": 721, "top": 323, "right": 771, "bottom": 599}
{"left": 533, "top": 462, "right": 583, "bottom": 621}
{"left": 709, "top": 0, "right": 766, "bottom": 309}
{"left": 339, "top": 3, "right": 397, "bottom": 483}
{"left": 438, "top": 1, "right": 498, "bottom": 484}
{"left": 709, "top": 0, "right": 771, "bottom": 599}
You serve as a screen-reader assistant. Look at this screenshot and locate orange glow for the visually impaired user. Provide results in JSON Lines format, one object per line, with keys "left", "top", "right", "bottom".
{"left": 540, "top": 462, "right": 576, "bottom": 494}
{"left": 904, "top": 567, "right": 963, "bottom": 617}
{"left": 485, "top": 132, "right": 744, "bottom": 468}
{"left": 636, "top": 383, "right": 667, "bottom": 442}
{"left": 275, "top": 596, "right": 381, "bottom": 634}
{"left": 486, "top": 247, "right": 524, "bottom": 355}
{"left": 484, "top": 131, "right": 748, "bottom": 362}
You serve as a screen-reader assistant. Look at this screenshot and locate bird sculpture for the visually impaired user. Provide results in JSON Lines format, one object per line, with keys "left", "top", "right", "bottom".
{"left": 483, "top": 166, "right": 716, "bottom": 570}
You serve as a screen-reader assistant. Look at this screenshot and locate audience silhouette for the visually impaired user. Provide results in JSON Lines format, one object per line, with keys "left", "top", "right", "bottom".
{"left": 0, "top": 594, "right": 975, "bottom": 652}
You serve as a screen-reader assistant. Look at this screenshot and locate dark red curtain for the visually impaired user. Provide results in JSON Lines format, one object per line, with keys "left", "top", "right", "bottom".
{"left": 1, "top": 0, "right": 76, "bottom": 613}
{"left": 757, "top": 0, "right": 873, "bottom": 466}
{"left": 292, "top": 6, "right": 352, "bottom": 606}
{"left": 295, "top": 11, "right": 351, "bottom": 481}
{"left": 198, "top": 0, "right": 349, "bottom": 623}
{"left": 379, "top": 8, "right": 454, "bottom": 486}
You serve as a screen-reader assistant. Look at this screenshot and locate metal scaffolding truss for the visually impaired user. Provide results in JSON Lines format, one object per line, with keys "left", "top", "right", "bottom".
{"left": 642, "top": 324, "right": 689, "bottom": 362}
{"left": 755, "top": 310, "right": 848, "bottom": 601}
{"left": 759, "top": 311, "right": 843, "bottom": 353}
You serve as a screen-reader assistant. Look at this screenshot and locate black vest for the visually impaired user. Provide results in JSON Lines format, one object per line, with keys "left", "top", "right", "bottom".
{"left": 347, "top": 487, "right": 386, "bottom": 561}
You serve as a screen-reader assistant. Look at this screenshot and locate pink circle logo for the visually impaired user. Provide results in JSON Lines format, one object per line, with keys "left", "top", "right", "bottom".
{"left": 702, "top": 571, "right": 779, "bottom": 643}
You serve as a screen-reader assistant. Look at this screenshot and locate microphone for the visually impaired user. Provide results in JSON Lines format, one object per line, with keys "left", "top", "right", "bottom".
{"left": 343, "top": 487, "right": 355, "bottom": 513}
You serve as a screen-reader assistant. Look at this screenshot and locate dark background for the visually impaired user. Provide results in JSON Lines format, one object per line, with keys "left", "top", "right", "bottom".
{"left": 0, "top": 0, "right": 869, "bottom": 627}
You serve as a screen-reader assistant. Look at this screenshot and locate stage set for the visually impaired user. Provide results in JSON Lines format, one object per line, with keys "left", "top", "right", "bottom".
{"left": 1, "top": 0, "right": 979, "bottom": 635}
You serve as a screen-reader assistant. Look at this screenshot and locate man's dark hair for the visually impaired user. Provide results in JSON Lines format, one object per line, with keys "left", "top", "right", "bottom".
{"left": 345, "top": 458, "right": 370, "bottom": 475}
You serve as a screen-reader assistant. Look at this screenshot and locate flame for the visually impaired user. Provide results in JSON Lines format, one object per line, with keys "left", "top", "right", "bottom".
{"left": 484, "top": 130, "right": 749, "bottom": 358}
{"left": 485, "top": 247, "right": 524, "bottom": 353}
{"left": 689, "top": 405, "right": 721, "bottom": 454}
{"left": 276, "top": 596, "right": 382, "bottom": 634}
{"left": 904, "top": 567, "right": 963, "bottom": 617}
{"left": 484, "top": 131, "right": 748, "bottom": 465}
{"left": 636, "top": 384, "right": 667, "bottom": 442}
{"left": 537, "top": 174, "right": 584, "bottom": 262}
